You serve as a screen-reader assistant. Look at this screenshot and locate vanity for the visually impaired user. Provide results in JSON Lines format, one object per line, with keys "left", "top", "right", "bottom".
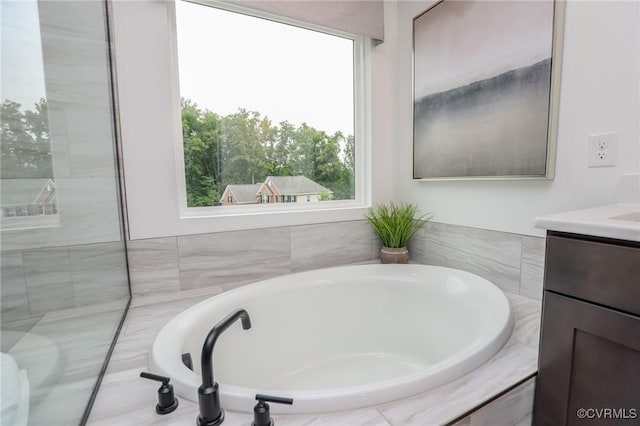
{"left": 534, "top": 203, "right": 640, "bottom": 425}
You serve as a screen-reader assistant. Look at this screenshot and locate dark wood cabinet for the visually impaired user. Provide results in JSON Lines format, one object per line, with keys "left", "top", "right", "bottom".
{"left": 534, "top": 232, "right": 640, "bottom": 426}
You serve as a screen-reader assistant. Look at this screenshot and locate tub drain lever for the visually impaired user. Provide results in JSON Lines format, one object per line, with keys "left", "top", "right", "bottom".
{"left": 252, "top": 394, "right": 294, "bottom": 426}
{"left": 140, "top": 372, "right": 179, "bottom": 415}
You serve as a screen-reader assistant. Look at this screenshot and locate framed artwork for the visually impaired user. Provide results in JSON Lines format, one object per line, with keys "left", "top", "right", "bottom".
{"left": 413, "top": 0, "right": 565, "bottom": 180}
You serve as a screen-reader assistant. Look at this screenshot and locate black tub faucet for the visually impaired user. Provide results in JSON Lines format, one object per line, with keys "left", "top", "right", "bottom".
{"left": 197, "top": 308, "right": 252, "bottom": 426}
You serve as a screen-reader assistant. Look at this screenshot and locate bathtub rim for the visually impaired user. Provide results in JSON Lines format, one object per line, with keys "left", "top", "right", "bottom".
{"left": 148, "top": 263, "right": 514, "bottom": 414}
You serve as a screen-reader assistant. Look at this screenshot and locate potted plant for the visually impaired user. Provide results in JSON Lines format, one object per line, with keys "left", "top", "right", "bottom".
{"left": 365, "top": 202, "right": 432, "bottom": 264}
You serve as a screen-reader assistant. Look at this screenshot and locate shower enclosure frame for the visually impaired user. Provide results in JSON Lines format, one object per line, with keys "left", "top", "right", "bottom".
{"left": 77, "top": 0, "right": 132, "bottom": 423}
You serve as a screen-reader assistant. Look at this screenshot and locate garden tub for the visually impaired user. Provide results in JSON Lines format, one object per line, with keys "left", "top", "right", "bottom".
{"left": 149, "top": 264, "right": 513, "bottom": 414}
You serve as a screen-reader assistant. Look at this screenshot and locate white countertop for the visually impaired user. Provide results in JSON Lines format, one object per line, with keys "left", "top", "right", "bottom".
{"left": 535, "top": 203, "right": 640, "bottom": 242}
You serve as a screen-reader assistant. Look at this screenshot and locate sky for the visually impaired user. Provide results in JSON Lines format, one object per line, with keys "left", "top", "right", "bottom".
{"left": 1, "top": 0, "right": 47, "bottom": 109}
{"left": 1, "top": 0, "right": 355, "bottom": 136}
{"left": 175, "top": 0, "right": 355, "bottom": 136}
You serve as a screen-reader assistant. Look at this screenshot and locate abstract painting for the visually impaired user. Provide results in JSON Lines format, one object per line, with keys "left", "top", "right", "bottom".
{"left": 413, "top": 0, "right": 562, "bottom": 179}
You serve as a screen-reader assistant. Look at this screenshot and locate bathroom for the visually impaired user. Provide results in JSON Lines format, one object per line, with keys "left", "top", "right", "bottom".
{"left": 1, "top": 0, "right": 638, "bottom": 425}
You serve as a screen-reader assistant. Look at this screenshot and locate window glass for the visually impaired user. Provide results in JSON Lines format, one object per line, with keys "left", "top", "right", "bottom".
{"left": 175, "top": 1, "right": 356, "bottom": 208}
{"left": 1, "top": 1, "right": 57, "bottom": 229}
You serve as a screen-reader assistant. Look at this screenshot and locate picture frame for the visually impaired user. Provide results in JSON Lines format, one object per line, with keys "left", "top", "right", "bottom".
{"left": 412, "top": 0, "right": 565, "bottom": 180}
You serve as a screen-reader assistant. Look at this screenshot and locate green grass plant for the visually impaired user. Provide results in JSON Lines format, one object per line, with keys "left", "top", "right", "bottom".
{"left": 364, "top": 202, "right": 432, "bottom": 248}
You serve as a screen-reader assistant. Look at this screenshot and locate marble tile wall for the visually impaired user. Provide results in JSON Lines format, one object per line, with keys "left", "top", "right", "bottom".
{"left": 0, "top": 252, "right": 31, "bottom": 323}
{"left": 290, "top": 221, "right": 379, "bottom": 271}
{"left": 409, "top": 222, "right": 546, "bottom": 301}
{"left": 22, "top": 247, "right": 75, "bottom": 315}
{"left": 127, "top": 220, "right": 546, "bottom": 301}
{"left": 127, "top": 220, "right": 381, "bottom": 296}
{"left": 0, "top": 241, "right": 130, "bottom": 328}
{"left": 177, "top": 228, "right": 291, "bottom": 290}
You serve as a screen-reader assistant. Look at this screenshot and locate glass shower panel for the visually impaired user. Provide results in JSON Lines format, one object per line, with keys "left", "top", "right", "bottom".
{"left": 0, "top": 1, "right": 130, "bottom": 425}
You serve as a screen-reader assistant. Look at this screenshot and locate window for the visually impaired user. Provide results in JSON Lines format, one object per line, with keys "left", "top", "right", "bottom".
{"left": 174, "top": 1, "right": 361, "bottom": 211}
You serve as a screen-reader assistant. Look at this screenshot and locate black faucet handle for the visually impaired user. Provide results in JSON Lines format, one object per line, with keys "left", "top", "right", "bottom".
{"left": 255, "top": 394, "right": 293, "bottom": 405}
{"left": 140, "top": 371, "right": 171, "bottom": 385}
{"left": 140, "top": 371, "right": 179, "bottom": 415}
{"left": 252, "top": 394, "right": 294, "bottom": 426}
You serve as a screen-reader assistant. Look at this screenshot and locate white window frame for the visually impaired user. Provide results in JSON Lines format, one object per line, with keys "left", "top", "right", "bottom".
{"left": 113, "top": 0, "right": 373, "bottom": 240}
{"left": 169, "top": 0, "right": 372, "bottom": 221}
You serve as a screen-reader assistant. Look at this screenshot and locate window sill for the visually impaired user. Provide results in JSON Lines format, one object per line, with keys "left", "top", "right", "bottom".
{"left": 181, "top": 199, "right": 365, "bottom": 219}
{"left": 130, "top": 202, "right": 371, "bottom": 240}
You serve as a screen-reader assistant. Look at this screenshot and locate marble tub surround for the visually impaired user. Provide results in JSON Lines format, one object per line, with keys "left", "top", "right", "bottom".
{"left": 87, "top": 284, "right": 541, "bottom": 426}
{"left": 177, "top": 228, "right": 291, "bottom": 290}
{"left": 409, "top": 222, "right": 546, "bottom": 301}
{"left": 451, "top": 378, "right": 535, "bottom": 426}
{"left": 126, "top": 220, "right": 380, "bottom": 296}
{"left": 126, "top": 237, "right": 182, "bottom": 295}
{"left": 519, "top": 237, "right": 546, "bottom": 302}
{"left": 127, "top": 220, "right": 545, "bottom": 301}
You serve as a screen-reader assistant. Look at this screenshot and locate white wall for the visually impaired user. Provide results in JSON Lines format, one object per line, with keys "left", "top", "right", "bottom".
{"left": 113, "top": 0, "right": 639, "bottom": 239}
{"left": 390, "top": 0, "right": 640, "bottom": 237}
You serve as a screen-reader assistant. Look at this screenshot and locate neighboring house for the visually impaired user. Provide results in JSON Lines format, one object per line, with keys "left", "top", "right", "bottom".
{"left": 258, "top": 176, "right": 331, "bottom": 204}
{"left": 219, "top": 176, "right": 331, "bottom": 206}
{"left": 219, "top": 183, "right": 262, "bottom": 206}
{"left": 0, "top": 178, "right": 57, "bottom": 217}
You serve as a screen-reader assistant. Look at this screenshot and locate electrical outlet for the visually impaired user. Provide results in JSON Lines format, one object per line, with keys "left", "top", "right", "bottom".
{"left": 588, "top": 132, "right": 617, "bottom": 167}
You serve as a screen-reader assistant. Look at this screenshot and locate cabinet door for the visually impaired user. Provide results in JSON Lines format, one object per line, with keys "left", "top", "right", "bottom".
{"left": 534, "top": 292, "right": 640, "bottom": 426}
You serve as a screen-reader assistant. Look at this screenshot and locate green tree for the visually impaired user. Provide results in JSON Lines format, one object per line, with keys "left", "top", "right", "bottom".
{"left": 264, "top": 121, "right": 294, "bottom": 176}
{"left": 180, "top": 101, "right": 356, "bottom": 205}
{"left": 312, "top": 131, "right": 342, "bottom": 189}
{"left": 290, "top": 123, "right": 321, "bottom": 179}
{"left": 1, "top": 99, "right": 53, "bottom": 179}
{"left": 181, "top": 98, "right": 222, "bottom": 206}
{"left": 219, "top": 109, "right": 267, "bottom": 186}
{"left": 334, "top": 133, "right": 355, "bottom": 200}
{"left": 318, "top": 189, "right": 334, "bottom": 201}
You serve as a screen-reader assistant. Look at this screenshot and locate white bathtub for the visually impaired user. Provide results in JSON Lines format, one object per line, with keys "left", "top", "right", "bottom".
{"left": 149, "top": 264, "right": 513, "bottom": 414}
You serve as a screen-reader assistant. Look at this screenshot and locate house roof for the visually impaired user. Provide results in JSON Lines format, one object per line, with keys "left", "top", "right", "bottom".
{"left": 221, "top": 184, "right": 261, "bottom": 204}
{"left": 1, "top": 178, "right": 55, "bottom": 205}
{"left": 265, "top": 175, "right": 331, "bottom": 195}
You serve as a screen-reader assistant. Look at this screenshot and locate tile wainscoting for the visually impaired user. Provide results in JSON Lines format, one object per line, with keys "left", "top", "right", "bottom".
{"left": 127, "top": 220, "right": 545, "bottom": 301}
{"left": 0, "top": 241, "right": 130, "bottom": 329}
{"left": 409, "top": 222, "right": 545, "bottom": 301}
{"left": 126, "top": 221, "right": 380, "bottom": 295}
